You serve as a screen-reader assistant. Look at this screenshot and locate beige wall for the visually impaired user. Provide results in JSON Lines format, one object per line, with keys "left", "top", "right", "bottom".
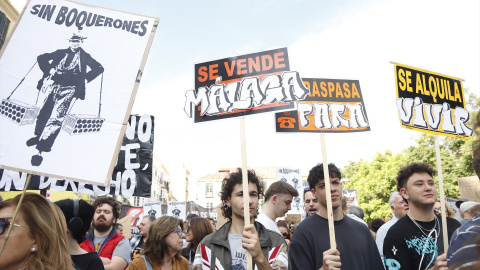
{"left": 0, "top": 0, "right": 19, "bottom": 37}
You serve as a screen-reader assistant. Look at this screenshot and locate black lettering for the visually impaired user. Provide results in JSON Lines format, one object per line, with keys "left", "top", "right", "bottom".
{"left": 75, "top": 11, "right": 87, "bottom": 30}
{"left": 38, "top": 5, "right": 46, "bottom": 18}
{"left": 113, "top": 19, "right": 122, "bottom": 28}
{"left": 55, "top": 6, "right": 69, "bottom": 25}
{"left": 104, "top": 17, "right": 113, "bottom": 27}
{"left": 95, "top": 15, "right": 105, "bottom": 26}
{"left": 122, "top": 20, "right": 132, "bottom": 31}
{"left": 138, "top": 20, "right": 148, "bottom": 36}
{"left": 31, "top": 4, "right": 41, "bottom": 15}
{"left": 130, "top": 21, "right": 140, "bottom": 34}
{"left": 86, "top": 13, "right": 97, "bottom": 26}
{"left": 42, "top": 5, "right": 56, "bottom": 21}
{"left": 65, "top": 8, "right": 78, "bottom": 27}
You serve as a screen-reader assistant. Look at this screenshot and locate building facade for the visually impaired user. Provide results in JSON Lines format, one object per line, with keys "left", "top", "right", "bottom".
{"left": 0, "top": 0, "right": 19, "bottom": 51}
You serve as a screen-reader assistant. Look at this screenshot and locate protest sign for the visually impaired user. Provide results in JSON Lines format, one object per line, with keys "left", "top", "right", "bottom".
{"left": 143, "top": 201, "right": 162, "bottom": 219}
{"left": 0, "top": 114, "right": 154, "bottom": 198}
{"left": 343, "top": 189, "right": 358, "bottom": 206}
{"left": 120, "top": 205, "right": 143, "bottom": 235}
{"left": 168, "top": 201, "right": 186, "bottom": 221}
{"left": 393, "top": 63, "right": 472, "bottom": 138}
{"left": 184, "top": 47, "right": 310, "bottom": 123}
{"left": 0, "top": 0, "right": 159, "bottom": 185}
{"left": 276, "top": 78, "right": 370, "bottom": 133}
{"left": 276, "top": 167, "right": 303, "bottom": 214}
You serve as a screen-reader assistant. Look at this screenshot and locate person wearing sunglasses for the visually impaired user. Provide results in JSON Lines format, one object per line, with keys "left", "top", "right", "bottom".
{"left": 127, "top": 216, "right": 189, "bottom": 270}
{"left": 276, "top": 220, "right": 291, "bottom": 246}
{"left": 0, "top": 192, "right": 74, "bottom": 270}
{"left": 181, "top": 217, "right": 214, "bottom": 269}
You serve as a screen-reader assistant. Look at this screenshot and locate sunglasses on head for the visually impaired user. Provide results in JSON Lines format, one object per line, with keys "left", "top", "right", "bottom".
{"left": 0, "top": 218, "right": 25, "bottom": 236}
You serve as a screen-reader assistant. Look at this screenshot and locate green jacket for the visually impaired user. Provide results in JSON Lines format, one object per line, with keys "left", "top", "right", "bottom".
{"left": 193, "top": 221, "right": 289, "bottom": 270}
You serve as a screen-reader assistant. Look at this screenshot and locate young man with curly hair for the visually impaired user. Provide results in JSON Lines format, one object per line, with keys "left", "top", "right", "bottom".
{"left": 383, "top": 162, "right": 448, "bottom": 270}
{"left": 290, "top": 163, "right": 383, "bottom": 270}
{"left": 193, "top": 169, "right": 288, "bottom": 270}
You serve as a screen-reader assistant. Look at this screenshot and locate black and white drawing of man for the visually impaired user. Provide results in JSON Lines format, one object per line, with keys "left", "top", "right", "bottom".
{"left": 26, "top": 33, "right": 104, "bottom": 166}
{"left": 172, "top": 207, "right": 181, "bottom": 218}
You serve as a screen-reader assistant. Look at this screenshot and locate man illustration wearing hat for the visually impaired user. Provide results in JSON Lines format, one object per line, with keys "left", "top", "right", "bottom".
{"left": 26, "top": 33, "right": 104, "bottom": 166}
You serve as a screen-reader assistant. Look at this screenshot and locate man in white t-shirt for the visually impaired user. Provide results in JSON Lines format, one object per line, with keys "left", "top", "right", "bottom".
{"left": 375, "top": 191, "right": 408, "bottom": 264}
{"left": 256, "top": 181, "right": 299, "bottom": 235}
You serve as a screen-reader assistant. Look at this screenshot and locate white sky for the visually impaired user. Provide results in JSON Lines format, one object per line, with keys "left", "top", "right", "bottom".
{"left": 9, "top": 0, "right": 480, "bottom": 201}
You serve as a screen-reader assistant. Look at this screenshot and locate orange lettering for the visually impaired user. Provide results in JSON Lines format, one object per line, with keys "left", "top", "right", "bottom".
{"left": 335, "top": 82, "right": 344, "bottom": 98}
{"left": 261, "top": 55, "right": 273, "bottom": 70}
{"left": 248, "top": 56, "right": 261, "bottom": 73}
{"left": 327, "top": 82, "right": 335, "bottom": 97}
{"left": 320, "top": 82, "right": 327, "bottom": 97}
{"left": 224, "top": 61, "right": 236, "bottom": 77}
{"left": 198, "top": 66, "right": 208, "bottom": 82}
{"left": 237, "top": 59, "right": 247, "bottom": 75}
{"left": 274, "top": 52, "right": 286, "bottom": 69}
{"left": 209, "top": 64, "right": 218, "bottom": 81}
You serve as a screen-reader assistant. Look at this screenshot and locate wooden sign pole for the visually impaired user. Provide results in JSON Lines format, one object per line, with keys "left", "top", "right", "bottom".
{"left": 0, "top": 174, "right": 32, "bottom": 257}
{"left": 240, "top": 117, "right": 253, "bottom": 270}
{"left": 320, "top": 134, "right": 337, "bottom": 249}
{"left": 434, "top": 135, "right": 449, "bottom": 252}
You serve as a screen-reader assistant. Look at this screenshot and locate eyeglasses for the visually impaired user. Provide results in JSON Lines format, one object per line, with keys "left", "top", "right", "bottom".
{"left": 0, "top": 218, "right": 27, "bottom": 236}
{"left": 173, "top": 227, "right": 186, "bottom": 237}
{"left": 433, "top": 208, "right": 441, "bottom": 213}
{"left": 282, "top": 232, "right": 289, "bottom": 237}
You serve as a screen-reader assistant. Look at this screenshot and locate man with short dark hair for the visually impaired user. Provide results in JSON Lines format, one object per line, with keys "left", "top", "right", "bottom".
{"left": 257, "top": 181, "right": 299, "bottom": 235}
{"left": 290, "top": 163, "right": 383, "bottom": 270}
{"left": 80, "top": 197, "right": 130, "bottom": 270}
{"left": 303, "top": 187, "right": 319, "bottom": 217}
{"left": 376, "top": 191, "right": 409, "bottom": 264}
{"left": 130, "top": 215, "right": 155, "bottom": 260}
{"left": 384, "top": 162, "right": 448, "bottom": 270}
{"left": 193, "top": 169, "right": 288, "bottom": 270}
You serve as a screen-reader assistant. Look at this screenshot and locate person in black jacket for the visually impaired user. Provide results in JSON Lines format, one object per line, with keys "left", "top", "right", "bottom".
{"left": 26, "top": 33, "right": 104, "bottom": 165}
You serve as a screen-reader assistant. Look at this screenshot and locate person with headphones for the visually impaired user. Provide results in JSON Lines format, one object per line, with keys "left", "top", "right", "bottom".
{"left": 56, "top": 199, "right": 104, "bottom": 270}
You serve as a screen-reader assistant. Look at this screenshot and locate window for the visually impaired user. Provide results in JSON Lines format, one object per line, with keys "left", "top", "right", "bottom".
{"left": 207, "top": 202, "right": 213, "bottom": 209}
{"left": 134, "top": 196, "right": 140, "bottom": 206}
{"left": 0, "top": 12, "right": 10, "bottom": 50}
{"left": 205, "top": 183, "right": 213, "bottom": 197}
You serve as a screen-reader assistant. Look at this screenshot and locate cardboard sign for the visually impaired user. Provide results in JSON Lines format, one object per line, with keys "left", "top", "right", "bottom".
{"left": 184, "top": 48, "right": 310, "bottom": 123}
{"left": 276, "top": 168, "right": 304, "bottom": 215}
{"left": 0, "top": 115, "right": 154, "bottom": 199}
{"left": 393, "top": 63, "right": 472, "bottom": 138}
{"left": 275, "top": 78, "right": 370, "bottom": 133}
{"left": 0, "top": 0, "right": 158, "bottom": 185}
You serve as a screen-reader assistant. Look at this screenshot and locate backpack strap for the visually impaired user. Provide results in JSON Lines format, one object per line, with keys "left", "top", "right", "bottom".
{"left": 141, "top": 255, "right": 153, "bottom": 270}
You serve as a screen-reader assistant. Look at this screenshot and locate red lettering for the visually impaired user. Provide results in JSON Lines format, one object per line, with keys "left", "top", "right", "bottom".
{"left": 261, "top": 55, "right": 273, "bottom": 70}
{"left": 209, "top": 64, "right": 218, "bottom": 80}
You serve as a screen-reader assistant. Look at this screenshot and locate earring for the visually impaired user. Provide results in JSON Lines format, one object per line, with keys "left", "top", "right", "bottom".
{"left": 31, "top": 247, "right": 36, "bottom": 252}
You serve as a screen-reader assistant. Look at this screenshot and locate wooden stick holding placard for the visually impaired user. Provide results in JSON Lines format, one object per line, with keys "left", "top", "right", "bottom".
{"left": 320, "top": 134, "right": 337, "bottom": 249}
{"left": 240, "top": 117, "right": 253, "bottom": 270}
{"left": 0, "top": 174, "right": 32, "bottom": 258}
{"left": 434, "top": 135, "right": 449, "bottom": 252}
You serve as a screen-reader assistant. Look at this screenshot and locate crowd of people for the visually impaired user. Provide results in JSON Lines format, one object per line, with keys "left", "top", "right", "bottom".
{"left": 1, "top": 137, "right": 480, "bottom": 269}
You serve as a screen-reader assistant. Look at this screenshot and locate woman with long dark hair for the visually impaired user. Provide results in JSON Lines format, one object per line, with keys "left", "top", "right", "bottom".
{"left": 181, "top": 217, "right": 214, "bottom": 269}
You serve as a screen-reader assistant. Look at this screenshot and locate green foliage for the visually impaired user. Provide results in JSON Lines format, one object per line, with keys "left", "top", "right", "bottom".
{"left": 343, "top": 89, "right": 478, "bottom": 222}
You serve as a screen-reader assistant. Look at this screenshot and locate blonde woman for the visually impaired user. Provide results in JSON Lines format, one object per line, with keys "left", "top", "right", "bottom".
{"left": 127, "top": 216, "right": 189, "bottom": 270}
{"left": 0, "top": 192, "right": 74, "bottom": 270}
